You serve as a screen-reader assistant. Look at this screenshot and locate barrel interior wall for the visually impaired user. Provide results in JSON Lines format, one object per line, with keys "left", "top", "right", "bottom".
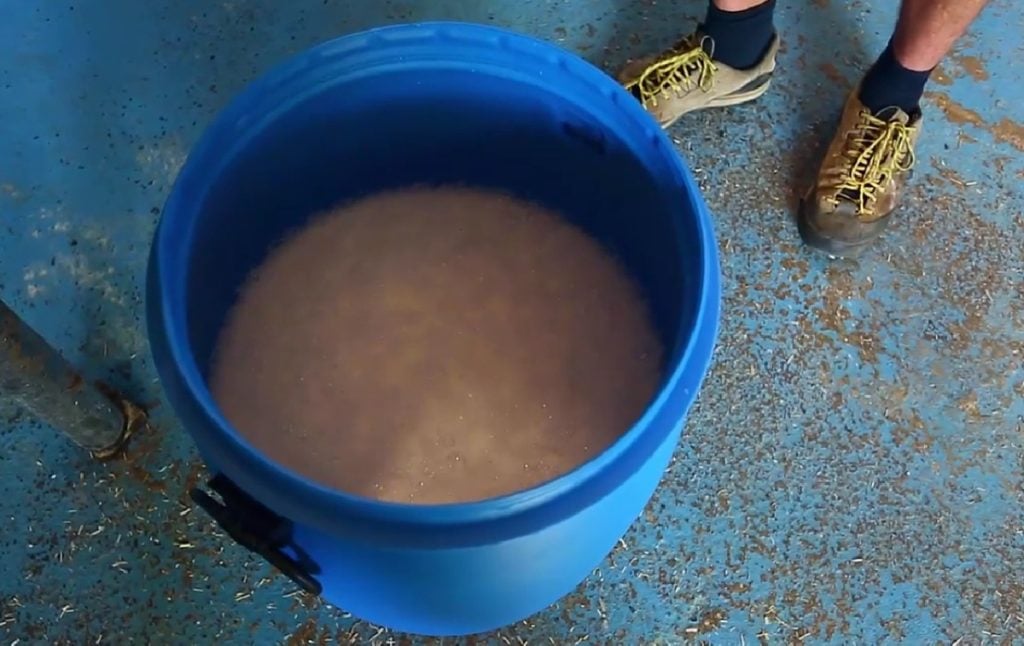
{"left": 183, "top": 70, "right": 692, "bottom": 376}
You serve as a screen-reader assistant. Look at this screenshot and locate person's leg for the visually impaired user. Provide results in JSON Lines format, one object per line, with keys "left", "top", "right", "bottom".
{"left": 702, "top": 0, "right": 777, "bottom": 70}
{"left": 891, "top": 0, "right": 990, "bottom": 72}
{"left": 799, "top": 0, "right": 990, "bottom": 256}
{"left": 713, "top": 0, "right": 765, "bottom": 8}
{"left": 859, "top": 0, "right": 991, "bottom": 113}
{"left": 619, "top": 0, "right": 779, "bottom": 127}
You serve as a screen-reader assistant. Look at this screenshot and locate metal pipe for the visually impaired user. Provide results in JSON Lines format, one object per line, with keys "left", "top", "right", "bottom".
{"left": 0, "top": 298, "right": 139, "bottom": 457}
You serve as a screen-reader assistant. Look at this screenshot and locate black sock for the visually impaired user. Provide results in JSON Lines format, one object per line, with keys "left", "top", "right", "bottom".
{"left": 701, "top": 0, "right": 777, "bottom": 70}
{"left": 859, "top": 41, "right": 931, "bottom": 115}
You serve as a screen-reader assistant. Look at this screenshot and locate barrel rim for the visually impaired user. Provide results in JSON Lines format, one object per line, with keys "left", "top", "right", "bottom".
{"left": 150, "top": 21, "right": 721, "bottom": 547}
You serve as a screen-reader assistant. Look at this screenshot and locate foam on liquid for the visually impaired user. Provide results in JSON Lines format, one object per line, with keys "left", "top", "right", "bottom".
{"left": 210, "top": 187, "right": 663, "bottom": 504}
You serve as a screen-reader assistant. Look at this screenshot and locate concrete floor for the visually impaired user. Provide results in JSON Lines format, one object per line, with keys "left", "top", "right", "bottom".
{"left": 2, "top": 0, "right": 1023, "bottom": 643}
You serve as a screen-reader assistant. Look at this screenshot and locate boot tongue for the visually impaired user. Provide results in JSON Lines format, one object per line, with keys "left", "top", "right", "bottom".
{"left": 873, "top": 106, "right": 911, "bottom": 124}
{"left": 835, "top": 106, "right": 911, "bottom": 209}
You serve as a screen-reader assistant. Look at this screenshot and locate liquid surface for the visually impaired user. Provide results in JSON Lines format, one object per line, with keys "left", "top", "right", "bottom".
{"left": 210, "top": 187, "right": 663, "bottom": 503}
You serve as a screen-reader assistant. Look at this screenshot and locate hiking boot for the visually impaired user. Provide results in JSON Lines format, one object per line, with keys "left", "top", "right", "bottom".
{"left": 799, "top": 90, "right": 921, "bottom": 257}
{"left": 619, "top": 32, "right": 779, "bottom": 128}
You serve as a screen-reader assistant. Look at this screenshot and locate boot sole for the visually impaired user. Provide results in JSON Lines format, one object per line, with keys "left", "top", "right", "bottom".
{"left": 796, "top": 200, "right": 874, "bottom": 259}
{"left": 659, "top": 74, "right": 774, "bottom": 128}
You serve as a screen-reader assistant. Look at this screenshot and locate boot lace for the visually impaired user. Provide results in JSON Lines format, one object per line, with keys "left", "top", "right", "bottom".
{"left": 831, "top": 110, "right": 916, "bottom": 215}
{"left": 625, "top": 37, "right": 718, "bottom": 108}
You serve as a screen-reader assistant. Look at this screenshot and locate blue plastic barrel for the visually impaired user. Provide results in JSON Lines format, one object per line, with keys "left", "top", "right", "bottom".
{"left": 147, "top": 22, "right": 720, "bottom": 636}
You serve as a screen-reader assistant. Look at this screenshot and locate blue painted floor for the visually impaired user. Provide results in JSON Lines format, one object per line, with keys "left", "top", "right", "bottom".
{"left": 2, "top": 0, "right": 1023, "bottom": 643}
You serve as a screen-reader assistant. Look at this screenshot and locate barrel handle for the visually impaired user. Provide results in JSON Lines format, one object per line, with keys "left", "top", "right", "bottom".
{"left": 190, "top": 474, "right": 323, "bottom": 594}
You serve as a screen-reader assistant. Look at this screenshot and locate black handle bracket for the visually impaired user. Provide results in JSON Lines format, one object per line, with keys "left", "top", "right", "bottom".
{"left": 190, "top": 474, "right": 323, "bottom": 595}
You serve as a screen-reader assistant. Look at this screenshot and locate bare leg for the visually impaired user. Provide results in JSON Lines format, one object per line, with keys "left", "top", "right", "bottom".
{"left": 860, "top": 0, "right": 990, "bottom": 113}
{"left": 892, "top": 0, "right": 990, "bottom": 71}
{"left": 713, "top": 0, "right": 767, "bottom": 10}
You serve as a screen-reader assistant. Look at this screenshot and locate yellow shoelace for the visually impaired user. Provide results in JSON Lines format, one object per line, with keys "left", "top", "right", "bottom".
{"left": 833, "top": 110, "right": 916, "bottom": 215}
{"left": 626, "top": 41, "right": 718, "bottom": 108}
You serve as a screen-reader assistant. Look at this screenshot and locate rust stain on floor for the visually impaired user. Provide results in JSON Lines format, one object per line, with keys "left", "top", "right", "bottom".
{"left": 931, "top": 66, "right": 954, "bottom": 86}
{"left": 992, "top": 118, "right": 1024, "bottom": 151}
{"left": 952, "top": 54, "right": 990, "bottom": 82}
{"left": 926, "top": 91, "right": 985, "bottom": 128}
{"left": 926, "top": 91, "right": 1024, "bottom": 152}
{"left": 818, "top": 62, "right": 849, "bottom": 86}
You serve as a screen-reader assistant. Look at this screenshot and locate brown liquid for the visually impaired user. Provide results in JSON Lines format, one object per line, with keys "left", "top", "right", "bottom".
{"left": 210, "top": 187, "right": 663, "bottom": 504}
